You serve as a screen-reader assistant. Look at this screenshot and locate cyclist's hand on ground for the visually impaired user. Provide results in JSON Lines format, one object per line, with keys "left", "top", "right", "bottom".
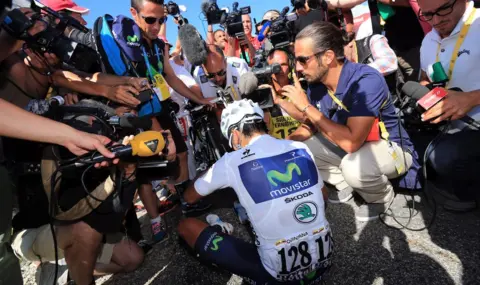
{"left": 105, "top": 85, "right": 142, "bottom": 108}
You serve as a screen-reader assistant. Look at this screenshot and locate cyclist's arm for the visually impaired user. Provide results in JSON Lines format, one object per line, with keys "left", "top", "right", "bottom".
{"left": 184, "top": 155, "right": 230, "bottom": 204}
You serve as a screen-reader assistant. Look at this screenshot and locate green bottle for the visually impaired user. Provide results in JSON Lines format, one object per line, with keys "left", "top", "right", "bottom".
{"left": 377, "top": 2, "right": 396, "bottom": 21}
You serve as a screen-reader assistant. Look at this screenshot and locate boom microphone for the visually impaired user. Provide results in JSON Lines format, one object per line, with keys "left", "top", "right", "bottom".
{"left": 67, "top": 131, "right": 166, "bottom": 168}
{"left": 239, "top": 72, "right": 259, "bottom": 96}
{"left": 201, "top": 0, "right": 211, "bottom": 15}
{"left": 178, "top": 24, "right": 208, "bottom": 66}
{"left": 401, "top": 81, "right": 480, "bottom": 129}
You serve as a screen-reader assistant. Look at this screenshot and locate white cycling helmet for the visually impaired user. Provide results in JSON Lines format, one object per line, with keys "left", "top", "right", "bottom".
{"left": 221, "top": 99, "right": 264, "bottom": 146}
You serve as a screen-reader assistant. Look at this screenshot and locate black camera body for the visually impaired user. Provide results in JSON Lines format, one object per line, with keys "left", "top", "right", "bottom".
{"left": 253, "top": 63, "right": 282, "bottom": 85}
{"left": 221, "top": 5, "right": 251, "bottom": 38}
{"left": 1, "top": 4, "right": 99, "bottom": 72}
{"left": 268, "top": 11, "right": 298, "bottom": 49}
{"left": 166, "top": 1, "right": 188, "bottom": 26}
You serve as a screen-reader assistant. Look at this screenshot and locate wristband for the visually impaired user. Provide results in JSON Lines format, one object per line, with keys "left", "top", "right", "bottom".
{"left": 301, "top": 104, "right": 312, "bottom": 113}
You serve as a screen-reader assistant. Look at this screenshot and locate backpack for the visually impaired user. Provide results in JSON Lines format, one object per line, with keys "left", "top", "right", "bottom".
{"left": 92, "top": 14, "right": 162, "bottom": 117}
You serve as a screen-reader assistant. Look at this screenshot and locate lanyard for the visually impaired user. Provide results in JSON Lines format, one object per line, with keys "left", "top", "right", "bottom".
{"left": 435, "top": 7, "right": 476, "bottom": 84}
{"left": 327, "top": 90, "right": 349, "bottom": 112}
{"left": 141, "top": 43, "right": 162, "bottom": 82}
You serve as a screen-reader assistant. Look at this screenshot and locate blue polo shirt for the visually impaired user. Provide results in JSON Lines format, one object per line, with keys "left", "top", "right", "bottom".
{"left": 307, "top": 60, "right": 421, "bottom": 190}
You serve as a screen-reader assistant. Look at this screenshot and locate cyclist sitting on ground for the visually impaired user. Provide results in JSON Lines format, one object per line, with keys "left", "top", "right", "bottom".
{"left": 178, "top": 99, "right": 333, "bottom": 284}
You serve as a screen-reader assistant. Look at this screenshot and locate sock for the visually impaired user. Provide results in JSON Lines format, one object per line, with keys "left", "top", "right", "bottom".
{"left": 151, "top": 215, "right": 161, "bottom": 225}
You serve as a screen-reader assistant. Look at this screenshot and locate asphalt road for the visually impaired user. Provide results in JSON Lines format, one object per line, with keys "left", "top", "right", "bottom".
{"left": 22, "top": 186, "right": 480, "bottom": 285}
{"left": 94, "top": 186, "right": 480, "bottom": 285}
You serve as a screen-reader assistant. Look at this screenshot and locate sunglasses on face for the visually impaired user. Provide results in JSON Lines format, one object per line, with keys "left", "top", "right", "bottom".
{"left": 418, "top": 0, "right": 457, "bottom": 22}
{"left": 295, "top": 51, "right": 325, "bottom": 66}
{"left": 140, "top": 13, "right": 167, "bottom": 25}
{"left": 206, "top": 69, "right": 227, "bottom": 79}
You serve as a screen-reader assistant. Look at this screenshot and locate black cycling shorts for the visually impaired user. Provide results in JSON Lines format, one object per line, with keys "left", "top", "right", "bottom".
{"left": 156, "top": 99, "right": 187, "bottom": 154}
{"left": 194, "top": 226, "right": 330, "bottom": 285}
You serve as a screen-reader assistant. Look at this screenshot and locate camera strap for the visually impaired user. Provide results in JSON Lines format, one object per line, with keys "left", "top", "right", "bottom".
{"left": 435, "top": 7, "right": 476, "bottom": 87}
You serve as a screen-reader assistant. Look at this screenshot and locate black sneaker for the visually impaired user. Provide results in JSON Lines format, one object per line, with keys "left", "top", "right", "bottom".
{"left": 181, "top": 200, "right": 212, "bottom": 217}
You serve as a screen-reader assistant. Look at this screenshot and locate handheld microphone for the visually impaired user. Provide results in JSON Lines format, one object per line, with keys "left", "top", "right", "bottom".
{"left": 239, "top": 72, "right": 259, "bottom": 96}
{"left": 178, "top": 24, "right": 208, "bottom": 66}
{"left": 401, "top": 81, "right": 480, "bottom": 129}
{"left": 257, "top": 21, "right": 271, "bottom": 42}
{"left": 69, "top": 131, "right": 166, "bottom": 167}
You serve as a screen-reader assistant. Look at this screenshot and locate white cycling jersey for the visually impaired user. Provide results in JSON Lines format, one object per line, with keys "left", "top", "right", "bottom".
{"left": 195, "top": 135, "right": 332, "bottom": 282}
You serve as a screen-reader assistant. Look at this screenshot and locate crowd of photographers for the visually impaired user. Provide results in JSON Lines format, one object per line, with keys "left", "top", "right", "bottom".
{"left": 0, "top": 0, "right": 479, "bottom": 284}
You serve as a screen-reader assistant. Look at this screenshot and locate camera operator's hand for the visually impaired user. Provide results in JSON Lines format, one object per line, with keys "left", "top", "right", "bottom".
{"left": 281, "top": 73, "right": 310, "bottom": 111}
{"left": 105, "top": 85, "right": 142, "bottom": 107}
{"left": 64, "top": 92, "right": 79, "bottom": 105}
{"left": 24, "top": 49, "right": 60, "bottom": 74}
{"left": 127, "top": 77, "right": 150, "bottom": 91}
{"left": 422, "top": 90, "right": 478, "bottom": 124}
{"left": 260, "top": 84, "right": 283, "bottom": 104}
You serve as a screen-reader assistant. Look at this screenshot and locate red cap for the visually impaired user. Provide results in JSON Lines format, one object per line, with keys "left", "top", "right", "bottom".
{"left": 40, "top": 0, "right": 90, "bottom": 14}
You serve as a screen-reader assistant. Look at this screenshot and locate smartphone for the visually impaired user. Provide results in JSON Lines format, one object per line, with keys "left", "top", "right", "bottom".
{"left": 138, "top": 89, "right": 154, "bottom": 103}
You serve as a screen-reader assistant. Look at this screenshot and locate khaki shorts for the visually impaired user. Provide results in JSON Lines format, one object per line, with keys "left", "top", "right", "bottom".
{"left": 11, "top": 225, "right": 115, "bottom": 265}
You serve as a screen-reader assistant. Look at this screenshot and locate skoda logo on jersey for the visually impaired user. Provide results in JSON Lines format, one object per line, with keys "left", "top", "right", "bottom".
{"left": 232, "top": 76, "right": 238, "bottom": 84}
{"left": 285, "top": 191, "right": 314, "bottom": 204}
{"left": 238, "top": 149, "right": 318, "bottom": 204}
{"left": 294, "top": 202, "right": 318, "bottom": 224}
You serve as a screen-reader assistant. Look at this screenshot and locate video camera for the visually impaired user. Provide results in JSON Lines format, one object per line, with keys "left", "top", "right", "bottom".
{"left": 268, "top": 7, "right": 298, "bottom": 49}
{"left": 165, "top": 1, "right": 188, "bottom": 26}
{"left": 220, "top": 2, "right": 251, "bottom": 38}
{"left": 1, "top": 0, "right": 99, "bottom": 72}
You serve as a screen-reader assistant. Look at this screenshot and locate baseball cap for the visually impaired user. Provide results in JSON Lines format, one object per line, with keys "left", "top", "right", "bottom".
{"left": 112, "top": 15, "right": 143, "bottom": 61}
{"left": 40, "top": 0, "right": 89, "bottom": 14}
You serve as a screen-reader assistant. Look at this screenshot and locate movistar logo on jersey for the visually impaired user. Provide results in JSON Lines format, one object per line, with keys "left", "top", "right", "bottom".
{"left": 238, "top": 149, "right": 318, "bottom": 204}
{"left": 267, "top": 163, "right": 301, "bottom": 186}
{"left": 210, "top": 236, "right": 223, "bottom": 251}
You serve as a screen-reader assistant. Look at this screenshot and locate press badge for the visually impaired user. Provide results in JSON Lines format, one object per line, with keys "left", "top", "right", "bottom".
{"left": 388, "top": 143, "right": 405, "bottom": 175}
{"left": 153, "top": 73, "right": 171, "bottom": 101}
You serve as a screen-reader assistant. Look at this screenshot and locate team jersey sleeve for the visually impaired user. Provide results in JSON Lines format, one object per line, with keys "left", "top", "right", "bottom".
{"left": 194, "top": 154, "right": 231, "bottom": 196}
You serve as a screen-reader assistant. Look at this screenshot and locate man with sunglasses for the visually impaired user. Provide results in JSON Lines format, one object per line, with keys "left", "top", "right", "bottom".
{"left": 128, "top": 0, "right": 214, "bottom": 226}
{"left": 418, "top": 0, "right": 480, "bottom": 210}
{"left": 193, "top": 45, "right": 250, "bottom": 102}
{"left": 281, "top": 22, "right": 419, "bottom": 221}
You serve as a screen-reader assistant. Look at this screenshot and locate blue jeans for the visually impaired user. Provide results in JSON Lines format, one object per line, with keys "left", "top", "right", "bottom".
{"left": 427, "top": 130, "right": 480, "bottom": 200}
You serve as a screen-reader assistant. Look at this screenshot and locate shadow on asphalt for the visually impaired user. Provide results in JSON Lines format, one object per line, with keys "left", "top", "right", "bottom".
{"left": 100, "top": 187, "right": 479, "bottom": 285}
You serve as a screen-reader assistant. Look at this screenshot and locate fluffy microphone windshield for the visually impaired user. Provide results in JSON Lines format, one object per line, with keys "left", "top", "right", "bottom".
{"left": 201, "top": 0, "right": 210, "bottom": 15}
{"left": 239, "top": 72, "right": 259, "bottom": 96}
{"left": 179, "top": 24, "right": 208, "bottom": 66}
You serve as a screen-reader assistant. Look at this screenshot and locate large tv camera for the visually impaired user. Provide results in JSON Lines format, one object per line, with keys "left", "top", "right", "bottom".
{"left": 1, "top": 0, "right": 99, "bottom": 72}
{"left": 220, "top": 2, "right": 251, "bottom": 38}
{"left": 268, "top": 7, "right": 298, "bottom": 49}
